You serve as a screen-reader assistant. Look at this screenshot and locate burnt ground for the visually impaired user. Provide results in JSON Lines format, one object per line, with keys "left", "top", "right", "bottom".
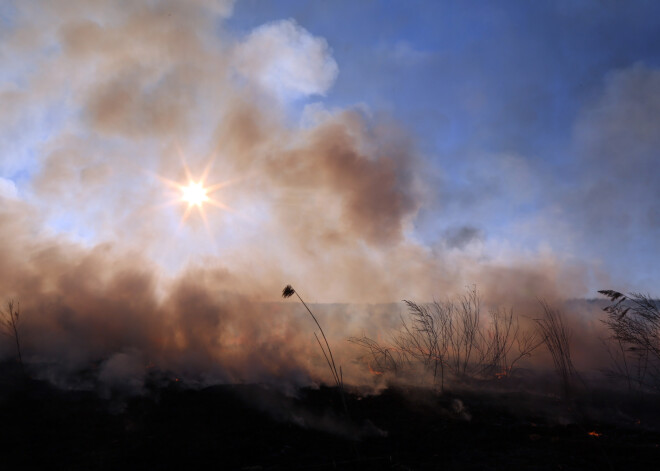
{"left": 1, "top": 368, "right": 659, "bottom": 470}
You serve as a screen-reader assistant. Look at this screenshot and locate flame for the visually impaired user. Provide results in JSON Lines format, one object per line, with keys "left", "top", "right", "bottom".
{"left": 495, "top": 367, "right": 510, "bottom": 379}
{"left": 368, "top": 365, "right": 384, "bottom": 376}
{"left": 588, "top": 431, "right": 602, "bottom": 437}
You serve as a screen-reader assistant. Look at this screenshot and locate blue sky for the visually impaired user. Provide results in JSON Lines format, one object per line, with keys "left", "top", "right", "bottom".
{"left": 226, "top": 0, "right": 660, "bottom": 292}
{"left": 229, "top": 1, "right": 660, "bottom": 155}
{"left": 1, "top": 0, "right": 659, "bottom": 301}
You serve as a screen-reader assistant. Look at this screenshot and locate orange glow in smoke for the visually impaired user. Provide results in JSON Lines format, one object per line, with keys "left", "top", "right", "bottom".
{"left": 368, "top": 365, "right": 384, "bottom": 376}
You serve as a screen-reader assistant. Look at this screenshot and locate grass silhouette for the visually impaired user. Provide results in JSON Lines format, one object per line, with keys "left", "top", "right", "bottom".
{"left": 282, "top": 285, "right": 349, "bottom": 418}
{"left": 1, "top": 299, "right": 25, "bottom": 376}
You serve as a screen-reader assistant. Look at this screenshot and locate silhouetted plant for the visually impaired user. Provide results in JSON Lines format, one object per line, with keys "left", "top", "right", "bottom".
{"left": 351, "top": 286, "right": 538, "bottom": 391}
{"left": 453, "top": 287, "right": 482, "bottom": 377}
{"left": 397, "top": 287, "right": 487, "bottom": 389}
{"left": 282, "top": 285, "right": 348, "bottom": 415}
{"left": 1, "top": 299, "right": 25, "bottom": 375}
{"left": 393, "top": 298, "right": 452, "bottom": 390}
{"left": 599, "top": 290, "right": 660, "bottom": 391}
{"left": 348, "top": 335, "right": 401, "bottom": 375}
{"left": 600, "top": 336, "right": 637, "bottom": 391}
{"left": 481, "top": 306, "right": 540, "bottom": 379}
{"left": 535, "top": 302, "right": 578, "bottom": 399}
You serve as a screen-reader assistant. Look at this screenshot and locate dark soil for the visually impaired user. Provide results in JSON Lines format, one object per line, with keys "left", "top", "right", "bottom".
{"left": 1, "top": 370, "right": 659, "bottom": 470}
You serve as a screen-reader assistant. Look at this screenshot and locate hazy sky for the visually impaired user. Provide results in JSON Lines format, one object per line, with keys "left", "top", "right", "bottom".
{"left": 1, "top": 0, "right": 659, "bottom": 303}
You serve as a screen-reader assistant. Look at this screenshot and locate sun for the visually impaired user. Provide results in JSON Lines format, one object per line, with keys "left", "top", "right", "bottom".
{"left": 168, "top": 173, "right": 233, "bottom": 235}
{"left": 172, "top": 175, "right": 232, "bottom": 227}
{"left": 181, "top": 181, "right": 209, "bottom": 207}
{"left": 152, "top": 148, "right": 241, "bottom": 240}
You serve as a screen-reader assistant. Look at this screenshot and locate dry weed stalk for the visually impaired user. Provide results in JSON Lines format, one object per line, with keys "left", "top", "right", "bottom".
{"left": 599, "top": 290, "right": 660, "bottom": 391}
{"left": 535, "top": 302, "right": 578, "bottom": 399}
{"left": 351, "top": 286, "right": 538, "bottom": 391}
{"left": 482, "top": 307, "right": 540, "bottom": 379}
{"left": 282, "top": 285, "right": 348, "bottom": 416}
{"left": 1, "top": 299, "right": 25, "bottom": 375}
{"left": 348, "top": 335, "right": 401, "bottom": 375}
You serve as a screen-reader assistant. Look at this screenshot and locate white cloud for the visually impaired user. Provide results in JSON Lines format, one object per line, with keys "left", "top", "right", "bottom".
{"left": 234, "top": 19, "right": 338, "bottom": 101}
{"left": 0, "top": 177, "right": 18, "bottom": 199}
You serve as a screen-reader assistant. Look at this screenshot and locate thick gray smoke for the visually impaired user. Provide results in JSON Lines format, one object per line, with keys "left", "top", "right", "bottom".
{"left": 0, "top": 0, "right": 651, "bottom": 393}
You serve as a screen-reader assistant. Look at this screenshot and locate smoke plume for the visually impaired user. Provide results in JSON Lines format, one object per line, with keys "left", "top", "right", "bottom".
{"left": 0, "top": 0, "right": 652, "bottom": 392}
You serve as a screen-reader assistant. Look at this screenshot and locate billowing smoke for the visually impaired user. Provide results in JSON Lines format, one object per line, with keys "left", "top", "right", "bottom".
{"left": 0, "top": 0, "right": 654, "bottom": 393}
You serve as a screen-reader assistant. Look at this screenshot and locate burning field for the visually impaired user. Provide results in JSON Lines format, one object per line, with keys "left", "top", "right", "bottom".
{"left": 2, "top": 0, "right": 660, "bottom": 469}
{"left": 1, "top": 287, "right": 660, "bottom": 470}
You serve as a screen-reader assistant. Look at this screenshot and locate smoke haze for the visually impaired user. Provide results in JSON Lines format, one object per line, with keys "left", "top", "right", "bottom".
{"left": 0, "top": 0, "right": 657, "bottom": 390}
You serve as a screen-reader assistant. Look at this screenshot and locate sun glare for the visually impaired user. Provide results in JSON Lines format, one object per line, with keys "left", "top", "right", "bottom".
{"left": 181, "top": 181, "right": 209, "bottom": 207}
{"left": 154, "top": 148, "right": 240, "bottom": 239}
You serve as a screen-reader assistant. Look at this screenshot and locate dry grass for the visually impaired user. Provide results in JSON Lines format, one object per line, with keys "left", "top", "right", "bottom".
{"left": 599, "top": 290, "right": 660, "bottom": 392}
{"left": 534, "top": 302, "right": 578, "bottom": 400}
{"left": 282, "top": 285, "right": 348, "bottom": 417}
{"left": 351, "top": 286, "right": 539, "bottom": 391}
{"left": 1, "top": 299, "right": 24, "bottom": 376}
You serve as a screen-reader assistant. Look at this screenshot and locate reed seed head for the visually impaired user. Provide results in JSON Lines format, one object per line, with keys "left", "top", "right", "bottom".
{"left": 282, "top": 285, "right": 295, "bottom": 299}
